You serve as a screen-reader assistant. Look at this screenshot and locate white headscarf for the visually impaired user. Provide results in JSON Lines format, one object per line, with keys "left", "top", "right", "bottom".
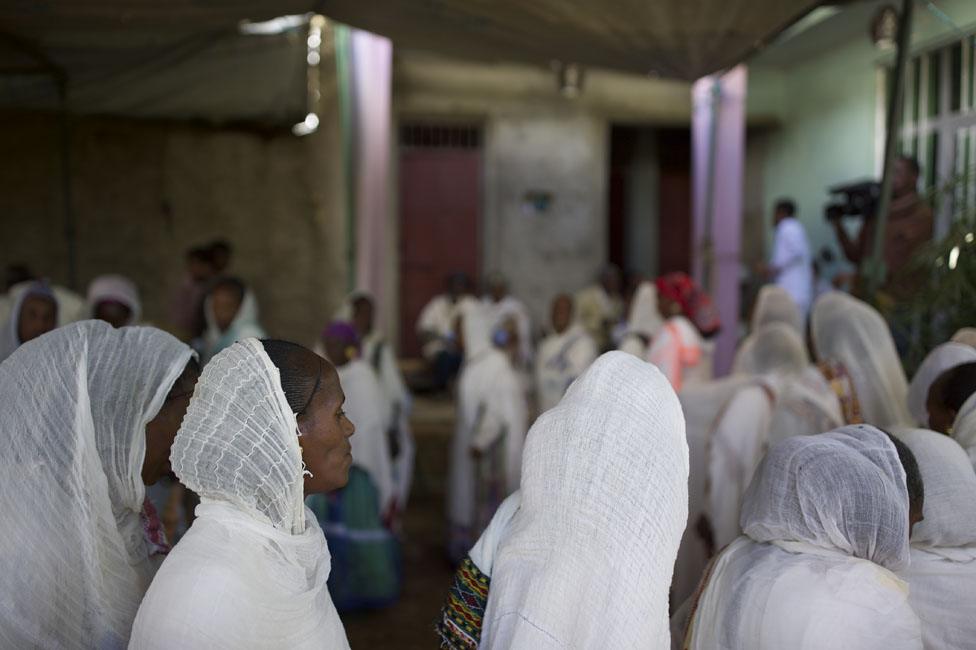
{"left": 0, "top": 321, "right": 193, "bottom": 649}
{"left": 481, "top": 352, "right": 688, "bottom": 650}
{"left": 130, "top": 338, "right": 349, "bottom": 649}
{"left": 951, "top": 327, "right": 976, "bottom": 348}
{"left": 897, "top": 428, "right": 976, "bottom": 650}
{"left": 0, "top": 280, "right": 58, "bottom": 362}
{"left": 86, "top": 274, "right": 142, "bottom": 325}
{"left": 751, "top": 284, "right": 804, "bottom": 333}
{"left": 811, "top": 291, "right": 912, "bottom": 429}
{"left": 898, "top": 429, "right": 976, "bottom": 552}
{"left": 907, "top": 343, "right": 976, "bottom": 426}
{"left": 202, "top": 287, "right": 266, "bottom": 363}
{"left": 733, "top": 286, "right": 805, "bottom": 375}
{"left": 952, "top": 392, "right": 976, "bottom": 465}
{"left": 687, "top": 425, "right": 920, "bottom": 650}
{"left": 625, "top": 281, "right": 664, "bottom": 340}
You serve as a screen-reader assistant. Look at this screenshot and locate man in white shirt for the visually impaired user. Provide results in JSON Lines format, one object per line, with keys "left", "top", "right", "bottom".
{"left": 483, "top": 272, "right": 533, "bottom": 369}
{"left": 760, "top": 199, "right": 813, "bottom": 318}
{"left": 417, "top": 273, "right": 471, "bottom": 390}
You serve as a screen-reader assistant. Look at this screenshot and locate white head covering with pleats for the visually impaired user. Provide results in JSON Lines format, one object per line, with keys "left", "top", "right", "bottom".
{"left": 907, "top": 343, "right": 976, "bottom": 426}
{"left": 481, "top": 351, "right": 688, "bottom": 649}
{"left": 0, "top": 321, "right": 192, "bottom": 649}
{"left": 897, "top": 428, "right": 976, "bottom": 650}
{"left": 811, "top": 291, "right": 912, "bottom": 428}
{"left": 686, "top": 425, "right": 921, "bottom": 650}
{"left": 129, "top": 338, "right": 349, "bottom": 650}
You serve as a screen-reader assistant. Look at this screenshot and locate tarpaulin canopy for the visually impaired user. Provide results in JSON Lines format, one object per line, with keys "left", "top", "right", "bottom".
{"left": 0, "top": 0, "right": 825, "bottom": 124}
{"left": 322, "top": 0, "right": 826, "bottom": 81}
{"left": 0, "top": 1, "right": 319, "bottom": 124}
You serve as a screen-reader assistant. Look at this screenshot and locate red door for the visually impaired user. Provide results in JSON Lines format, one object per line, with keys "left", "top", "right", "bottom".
{"left": 399, "top": 144, "right": 481, "bottom": 358}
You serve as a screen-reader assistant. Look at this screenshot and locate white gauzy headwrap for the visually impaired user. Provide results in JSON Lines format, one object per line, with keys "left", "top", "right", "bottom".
{"left": 202, "top": 288, "right": 266, "bottom": 362}
{"left": 741, "top": 424, "right": 911, "bottom": 569}
{"left": 130, "top": 338, "right": 349, "bottom": 649}
{"left": 751, "top": 284, "right": 804, "bottom": 333}
{"left": 686, "top": 425, "right": 920, "bottom": 650}
{"left": 481, "top": 351, "right": 688, "bottom": 650}
{"left": 811, "top": 291, "right": 913, "bottom": 428}
{"left": 897, "top": 429, "right": 976, "bottom": 649}
{"left": 625, "top": 281, "right": 664, "bottom": 339}
{"left": 898, "top": 429, "right": 976, "bottom": 552}
{"left": 0, "top": 280, "right": 57, "bottom": 362}
{"left": 86, "top": 273, "right": 143, "bottom": 325}
{"left": 732, "top": 286, "right": 805, "bottom": 375}
{"left": 952, "top": 392, "right": 976, "bottom": 464}
{"left": 951, "top": 327, "right": 976, "bottom": 348}
{"left": 0, "top": 321, "right": 193, "bottom": 649}
{"left": 906, "top": 343, "right": 976, "bottom": 426}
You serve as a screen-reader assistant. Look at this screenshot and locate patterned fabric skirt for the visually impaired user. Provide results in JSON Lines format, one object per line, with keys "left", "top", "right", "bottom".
{"left": 436, "top": 556, "right": 490, "bottom": 650}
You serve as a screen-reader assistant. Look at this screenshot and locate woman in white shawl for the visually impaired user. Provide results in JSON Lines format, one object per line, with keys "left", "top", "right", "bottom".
{"left": 87, "top": 274, "right": 142, "bottom": 328}
{"left": 200, "top": 276, "right": 266, "bottom": 364}
{"left": 811, "top": 291, "right": 913, "bottom": 429}
{"left": 130, "top": 339, "right": 352, "bottom": 649}
{"left": 906, "top": 342, "right": 976, "bottom": 427}
{"left": 681, "top": 425, "right": 923, "bottom": 650}
{"left": 342, "top": 291, "right": 415, "bottom": 509}
{"left": 0, "top": 321, "right": 196, "bottom": 649}
{"left": 705, "top": 322, "right": 810, "bottom": 551}
{"left": 618, "top": 281, "right": 664, "bottom": 359}
{"left": 896, "top": 429, "right": 976, "bottom": 650}
{"left": 926, "top": 361, "right": 976, "bottom": 467}
{"left": 448, "top": 298, "right": 528, "bottom": 563}
{"left": 732, "top": 285, "right": 804, "bottom": 375}
{"left": 535, "top": 293, "right": 598, "bottom": 414}
{"left": 479, "top": 351, "right": 688, "bottom": 649}
{"left": 0, "top": 280, "right": 58, "bottom": 362}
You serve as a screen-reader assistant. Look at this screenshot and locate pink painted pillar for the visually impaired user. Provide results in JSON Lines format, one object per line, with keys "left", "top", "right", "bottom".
{"left": 351, "top": 29, "right": 393, "bottom": 313}
{"left": 692, "top": 65, "right": 747, "bottom": 377}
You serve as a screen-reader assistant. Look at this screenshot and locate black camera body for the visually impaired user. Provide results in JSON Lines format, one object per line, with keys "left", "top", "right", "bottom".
{"left": 824, "top": 180, "right": 880, "bottom": 222}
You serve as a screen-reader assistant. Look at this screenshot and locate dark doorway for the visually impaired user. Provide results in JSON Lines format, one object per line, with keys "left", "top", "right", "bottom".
{"left": 607, "top": 126, "right": 692, "bottom": 278}
{"left": 398, "top": 124, "right": 482, "bottom": 358}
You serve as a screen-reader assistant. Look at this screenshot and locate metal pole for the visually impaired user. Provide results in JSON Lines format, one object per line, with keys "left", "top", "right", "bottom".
{"left": 866, "top": 0, "right": 914, "bottom": 296}
{"left": 700, "top": 79, "right": 722, "bottom": 292}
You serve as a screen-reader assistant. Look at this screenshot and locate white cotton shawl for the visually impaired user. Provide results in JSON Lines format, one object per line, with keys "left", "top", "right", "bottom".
{"left": 705, "top": 323, "right": 810, "bottom": 548}
{"left": 732, "top": 286, "right": 805, "bottom": 375}
{"left": 481, "top": 351, "right": 688, "bottom": 650}
{"left": 129, "top": 339, "right": 349, "bottom": 650}
{"left": 907, "top": 343, "right": 976, "bottom": 427}
{"left": 86, "top": 274, "right": 143, "bottom": 325}
{"left": 337, "top": 359, "right": 396, "bottom": 514}
{"left": 672, "top": 375, "right": 751, "bottom": 608}
{"left": 811, "top": 291, "right": 913, "bottom": 429}
{"left": 0, "top": 321, "right": 193, "bottom": 649}
{"left": 896, "top": 429, "right": 976, "bottom": 650}
{"left": 448, "top": 299, "right": 528, "bottom": 530}
{"left": 952, "top": 392, "right": 976, "bottom": 467}
{"left": 951, "top": 327, "right": 976, "bottom": 348}
{"left": 687, "top": 425, "right": 920, "bottom": 650}
{"left": 469, "top": 491, "right": 522, "bottom": 577}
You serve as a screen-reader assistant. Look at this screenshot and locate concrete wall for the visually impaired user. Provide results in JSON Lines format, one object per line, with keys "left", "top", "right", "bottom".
{"left": 0, "top": 42, "right": 347, "bottom": 345}
{"left": 482, "top": 111, "right": 608, "bottom": 327}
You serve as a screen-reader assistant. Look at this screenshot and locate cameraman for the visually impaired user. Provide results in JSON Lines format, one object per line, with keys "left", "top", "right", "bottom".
{"left": 830, "top": 155, "right": 933, "bottom": 295}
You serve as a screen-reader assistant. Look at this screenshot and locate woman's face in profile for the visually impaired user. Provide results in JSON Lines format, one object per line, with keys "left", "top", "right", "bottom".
{"left": 298, "top": 360, "right": 355, "bottom": 495}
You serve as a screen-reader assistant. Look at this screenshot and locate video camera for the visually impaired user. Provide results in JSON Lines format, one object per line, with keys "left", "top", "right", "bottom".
{"left": 824, "top": 180, "right": 880, "bottom": 222}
